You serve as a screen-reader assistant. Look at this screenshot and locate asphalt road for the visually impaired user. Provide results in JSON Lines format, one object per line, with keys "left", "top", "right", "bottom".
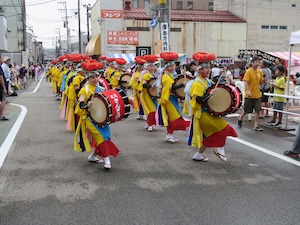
{"left": 0, "top": 79, "right": 299, "bottom": 225}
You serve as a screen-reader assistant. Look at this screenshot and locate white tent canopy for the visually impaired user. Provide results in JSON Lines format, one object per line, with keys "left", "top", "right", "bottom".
{"left": 285, "top": 30, "right": 300, "bottom": 129}
{"left": 287, "top": 30, "right": 300, "bottom": 83}
{"left": 290, "top": 30, "right": 300, "bottom": 45}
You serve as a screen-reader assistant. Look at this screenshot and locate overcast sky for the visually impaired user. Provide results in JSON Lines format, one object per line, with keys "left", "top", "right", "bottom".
{"left": 26, "top": 0, "right": 97, "bottom": 49}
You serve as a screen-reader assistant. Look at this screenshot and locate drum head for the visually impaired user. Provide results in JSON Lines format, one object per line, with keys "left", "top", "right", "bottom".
{"left": 89, "top": 97, "right": 108, "bottom": 124}
{"left": 148, "top": 79, "right": 157, "bottom": 98}
{"left": 207, "top": 87, "right": 232, "bottom": 113}
{"left": 120, "top": 74, "right": 131, "bottom": 88}
{"left": 175, "top": 77, "right": 191, "bottom": 99}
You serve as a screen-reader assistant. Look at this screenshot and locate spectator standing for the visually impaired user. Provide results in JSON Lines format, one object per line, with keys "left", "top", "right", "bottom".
{"left": 189, "top": 61, "right": 197, "bottom": 77}
{"left": 1, "top": 56, "right": 10, "bottom": 92}
{"left": 284, "top": 124, "right": 300, "bottom": 158}
{"left": 260, "top": 60, "right": 272, "bottom": 118}
{"left": 34, "top": 64, "right": 41, "bottom": 82}
{"left": 238, "top": 57, "right": 264, "bottom": 131}
{"left": 19, "top": 64, "right": 27, "bottom": 89}
{"left": 13, "top": 62, "right": 20, "bottom": 84}
{"left": 211, "top": 64, "right": 221, "bottom": 83}
{"left": 0, "top": 55, "right": 8, "bottom": 121}
{"left": 267, "top": 65, "right": 286, "bottom": 127}
{"left": 221, "top": 65, "right": 233, "bottom": 84}
{"left": 31, "top": 64, "right": 35, "bottom": 80}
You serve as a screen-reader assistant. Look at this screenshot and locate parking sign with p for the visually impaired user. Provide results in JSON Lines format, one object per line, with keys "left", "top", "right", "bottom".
{"left": 136, "top": 46, "right": 151, "bottom": 56}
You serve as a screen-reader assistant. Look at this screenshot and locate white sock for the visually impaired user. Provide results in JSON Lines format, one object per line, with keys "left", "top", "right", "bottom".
{"left": 166, "top": 134, "right": 173, "bottom": 139}
{"left": 193, "top": 152, "right": 204, "bottom": 159}
{"left": 216, "top": 147, "right": 225, "bottom": 156}
{"left": 104, "top": 157, "right": 111, "bottom": 165}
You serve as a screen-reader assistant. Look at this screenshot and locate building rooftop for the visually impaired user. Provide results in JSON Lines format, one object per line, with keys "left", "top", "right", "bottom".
{"left": 123, "top": 8, "right": 246, "bottom": 23}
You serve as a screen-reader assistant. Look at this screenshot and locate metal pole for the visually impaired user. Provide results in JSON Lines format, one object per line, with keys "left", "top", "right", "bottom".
{"left": 78, "top": 0, "right": 82, "bottom": 54}
{"left": 283, "top": 44, "right": 293, "bottom": 130}
{"left": 87, "top": 5, "right": 90, "bottom": 42}
{"left": 22, "top": 0, "right": 26, "bottom": 51}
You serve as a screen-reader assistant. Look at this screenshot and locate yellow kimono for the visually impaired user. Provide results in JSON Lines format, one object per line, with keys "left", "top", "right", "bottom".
{"left": 187, "top": 76, "right": 236, "bottom": 148}
{"left": 129, "top": 70, "right": 141, "bottom": 112}
{"left": 110, "top": 70, "right": 122, "bottom": 89}
{"left": 74, "top": 83, "right": 120, "bottom": 158}
{"left": 106, "top": 67, "right": 116, "bottom": 82}
{"left": 139, "top": 71, "right": 157, "bottom": 116}
{"left": 158, "top": 71, "right": 182, "bottom": 126}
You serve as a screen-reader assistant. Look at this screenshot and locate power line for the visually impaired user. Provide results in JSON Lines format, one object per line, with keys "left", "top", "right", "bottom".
{"left": 0, "top": 0, "right": 56, "bottom": 7}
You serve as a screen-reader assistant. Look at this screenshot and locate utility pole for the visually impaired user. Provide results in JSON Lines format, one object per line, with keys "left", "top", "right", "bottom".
{"left": 58, "top": 1, "right": 70, "bottom": 53}
{"left": 158, "top": 0, "right": 170, "bottom": 52}
{"left": 77, "top": 0, "right": 82, "bottom": 54}
{"left": 21, "top": 0, "right": 26, "bottom": 51}
{"left": 85, "top": 4, "right": 91, "bottom": 42}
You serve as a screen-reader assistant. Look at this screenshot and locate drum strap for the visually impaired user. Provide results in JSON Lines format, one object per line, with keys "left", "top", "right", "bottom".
{"left": 184, "top": 77, "right": 210, "bottom": 116}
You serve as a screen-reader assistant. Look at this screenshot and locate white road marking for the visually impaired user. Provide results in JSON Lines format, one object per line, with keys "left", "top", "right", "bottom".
{"left": 229, "top": 137, "right": 300, "bottom": 167}
{"left": 0, "top": 104, "right": 27, "bottom": 169}
{"left": 22, "top": 72, "right": 45, "bottom": 94}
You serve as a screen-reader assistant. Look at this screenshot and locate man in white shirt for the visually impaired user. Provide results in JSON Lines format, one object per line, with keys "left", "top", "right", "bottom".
{"left": 1, "top": 56, "right": 10, "bottom": 92}
{"left": 0, "top": 56, "right": 9, "bottom": 121}
{"left": 211, "top": 64, "right": 221, "bottom": 83}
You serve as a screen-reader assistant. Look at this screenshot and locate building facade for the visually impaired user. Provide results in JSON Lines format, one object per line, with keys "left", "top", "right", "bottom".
{"left": 126, "top": 0, "right": 213, "bottom": 10}
{"left": 0, "top": 0, "right": 43, "bottom": 66}
{"left": 214, "top": 0, "right": 300, "bottom": 52}
{"left": 88, "top": 0, "right": 246, "bottom": 57}
{"left": 0, "top": 0, "right": 26, "bottom": 52}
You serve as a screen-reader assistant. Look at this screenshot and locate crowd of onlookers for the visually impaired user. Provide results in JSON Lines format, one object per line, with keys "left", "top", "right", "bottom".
{"left": 0, "top": 55, "right": 45, "bottom": 121}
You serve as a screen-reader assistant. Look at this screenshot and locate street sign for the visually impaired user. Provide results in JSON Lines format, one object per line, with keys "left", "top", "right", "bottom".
{"left": 150, "top": 16, "right": 158, "bottom": 28}
{"left": 160, "top": 22, "right": 169, "bottom": 52}
{"left": 136, "top": 46, "right": 151, "bottom": 56}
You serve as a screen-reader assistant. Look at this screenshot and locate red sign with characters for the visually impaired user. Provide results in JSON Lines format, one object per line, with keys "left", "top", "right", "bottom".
{"left": 101, "top": 10, "right": 123, "bottom": 18}
{"left": 107, "top": 31, "right": 139, "bottom": 45}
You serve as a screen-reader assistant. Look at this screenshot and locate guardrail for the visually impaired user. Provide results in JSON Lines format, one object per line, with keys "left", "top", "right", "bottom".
{"left": 263, "top": 92, "right": 300, "bottom": 130}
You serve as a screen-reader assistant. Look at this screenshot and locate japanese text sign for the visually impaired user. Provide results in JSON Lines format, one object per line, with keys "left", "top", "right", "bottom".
{"left": 107, "top": 31, "right": 139, "bottom": 45}
{"left": 101, "top": 10, "right": 123, "bottom": 19}
{"left": 160, "top": 22, "right": 169, "bottom": 52}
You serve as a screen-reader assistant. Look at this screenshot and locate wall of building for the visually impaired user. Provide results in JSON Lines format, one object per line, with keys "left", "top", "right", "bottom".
{"left": 115, "top": 19, "right": 246, "bottom": 57}
{"left": 91, "top": 0, "right": 101, "bottom": 37}
{"left": 128, "top": 0, "right": 211, "bottom": 10}
{"left": 1, "top": 0, "right": 24, "bottom": 52}
{"left": 214, "top": 0, "right": 300, "bottom": 52}
{"left": 0, "top": 16, "right": 8, "bottom": 51}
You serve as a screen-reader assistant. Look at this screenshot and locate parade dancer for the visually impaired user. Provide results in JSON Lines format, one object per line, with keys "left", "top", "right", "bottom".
{"left": 110, "top": 58, "right": 126, "bottom": 89}
{"left": 74, "top": 60, "right": 120, "bottom": 170}
{"left": 184, "top": 52, "right": 237, "bottom": 161}
{"left": 138, "top": 55, "right": 159, "bottom": 131}
{"left": 129, "top": 56, "right": 147, "bottom": 120}
{"left": 156, "top": 52, "right": 190, "bottom": 143}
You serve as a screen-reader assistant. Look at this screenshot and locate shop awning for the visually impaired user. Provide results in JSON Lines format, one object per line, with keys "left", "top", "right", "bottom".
{"left": 85, "top": 34, "right": 100, "bottom": 56}
{"left": 108, "top": 53, "right": 135, "bottom": 63}
{"left": 267, "top": 51, "right": 300, "bottom": 75}
{"left": 267, "top": 52, "right": 300, "bottom": 67}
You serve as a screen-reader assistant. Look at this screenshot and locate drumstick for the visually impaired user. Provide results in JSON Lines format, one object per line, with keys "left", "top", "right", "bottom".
{"left": 214, "top": 73, "right": 223, "bottom": 89}
{"left": 183, "top": 66, "right": 186, "bottom": 80}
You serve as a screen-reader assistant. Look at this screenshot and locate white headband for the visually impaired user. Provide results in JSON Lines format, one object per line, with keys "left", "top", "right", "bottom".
{"left": 197, "top": 62, "right": 210, "bottom": 70}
